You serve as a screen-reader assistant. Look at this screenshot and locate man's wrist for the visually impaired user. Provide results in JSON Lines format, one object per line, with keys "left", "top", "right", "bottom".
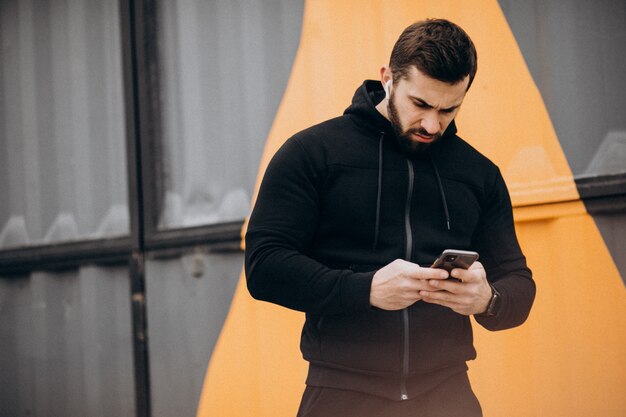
{"left": 477, "top": 284, "right": 501, "bottom": 317}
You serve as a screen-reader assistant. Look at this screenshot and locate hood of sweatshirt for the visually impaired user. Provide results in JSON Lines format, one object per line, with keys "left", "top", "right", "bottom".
{"left": 343, "top": 80, "right": 455, "bottom": 239}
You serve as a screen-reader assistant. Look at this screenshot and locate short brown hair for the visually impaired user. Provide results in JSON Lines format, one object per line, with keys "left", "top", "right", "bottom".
{"left": 389, "top": 19, "right": 477, "bottom": 89}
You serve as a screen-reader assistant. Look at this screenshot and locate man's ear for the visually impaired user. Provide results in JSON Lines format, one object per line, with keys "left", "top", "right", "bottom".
{"left": 380, "top": 66, "right": 392, "bottom": 99}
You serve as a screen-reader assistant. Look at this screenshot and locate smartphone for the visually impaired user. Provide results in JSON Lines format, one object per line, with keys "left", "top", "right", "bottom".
{"left": 431, "top": 249, "right": 479, "bottom": 273}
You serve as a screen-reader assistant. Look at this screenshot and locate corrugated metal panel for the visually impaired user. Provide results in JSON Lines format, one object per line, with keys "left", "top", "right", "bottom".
{"left": 498, "top": 0, "right": 626, "bottom": 177}
{"left": 145, "top": 251, "right": 242, "bottom": 417}
{"left": 498, "top": 0, "right": 626, "bottom": 285}
{"left": 0, "top": 0, "right": 129, "bottom": 250}
{"left": 0, "top": 266, "right": 135, "bottom": 417}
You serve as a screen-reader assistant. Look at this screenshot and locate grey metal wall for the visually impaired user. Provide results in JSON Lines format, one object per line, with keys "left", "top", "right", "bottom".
{"left": 0, "top": 0, "right": 129, "bottom": 249}
{"left": 0, "top": 1, "right": 304, "bottom": 417}
{"left": 144, "top": 1, "right": 304, "bottom": 416}
{"left": 157, "top": 0, "right": 305, "bottom": 229}
{"left": 0, "top": 266, "right": 135, "bottom": 417}
{"left": 145, "top": 251, "right": 242, "bottom": 417}
{"left": 141, "top": 0, "right": 306, "bottom": 412}
{"left": 498, "top": 0, "right": 626, "bottom": 286}
{"left": 498, "top": 0, "right": 626, "bottom": 177}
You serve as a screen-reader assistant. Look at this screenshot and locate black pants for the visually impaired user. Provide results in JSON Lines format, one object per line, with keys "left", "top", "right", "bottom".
{"left": 296, "top": 372, "right": 482, "bottom": 417}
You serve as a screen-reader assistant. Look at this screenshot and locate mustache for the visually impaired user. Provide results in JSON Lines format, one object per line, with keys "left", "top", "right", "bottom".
{"left": 407, "top": 128, "right": 437, "bottom": 138}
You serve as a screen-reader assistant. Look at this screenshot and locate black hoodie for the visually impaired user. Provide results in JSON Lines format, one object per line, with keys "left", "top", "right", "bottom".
{"left": 245, "top": 80, "right": 535, "bottom": 400}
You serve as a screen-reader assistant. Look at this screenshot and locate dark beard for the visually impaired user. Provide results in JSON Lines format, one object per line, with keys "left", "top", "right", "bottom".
{"left": 387, "top": 93, "right": 441, "bottom": 155}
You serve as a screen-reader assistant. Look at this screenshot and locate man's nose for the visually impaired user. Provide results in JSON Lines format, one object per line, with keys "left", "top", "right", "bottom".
{"left": 421, "top": 113, "right": 440, "bottom": 135}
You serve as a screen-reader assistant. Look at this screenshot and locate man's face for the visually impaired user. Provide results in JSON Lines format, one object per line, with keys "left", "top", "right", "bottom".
{"left": 386, "top": 67, "right": 469, "bottom": 155}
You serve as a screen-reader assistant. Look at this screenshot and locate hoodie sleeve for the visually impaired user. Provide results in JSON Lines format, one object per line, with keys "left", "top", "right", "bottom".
{"left": 245, "top": 136, "right": 374, "bottom": 315}
{"left": 472, "top": 167, "right": 536, "bottom": 331}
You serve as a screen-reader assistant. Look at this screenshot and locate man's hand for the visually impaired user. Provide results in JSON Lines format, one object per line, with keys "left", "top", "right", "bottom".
{"left": 418, "top": 262, "right": 492, "bottom": 315}
{"left": 370, "top": 259, "right": 448, "bottom": 310}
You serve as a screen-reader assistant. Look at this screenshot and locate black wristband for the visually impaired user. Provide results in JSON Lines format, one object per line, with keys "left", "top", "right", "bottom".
{"left": 477, "top": 284, "right": 500, "bottom": 317}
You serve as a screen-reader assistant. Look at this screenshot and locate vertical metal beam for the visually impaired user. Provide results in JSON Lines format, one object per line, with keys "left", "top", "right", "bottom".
{"left": 129, "top": 251, "right": 151, "bottom": 417}
{"left": 132, "top": 0, "right": 164, "bottom": 240}
{"left": 119, "top": 0, "right": 154, "bottom": 415}
{"left": 121, "top": 0, "right": 144, "bottom": 251}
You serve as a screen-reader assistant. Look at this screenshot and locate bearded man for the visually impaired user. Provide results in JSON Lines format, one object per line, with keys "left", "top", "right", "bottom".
{"left": 245, "top": 18, "right": 536, "bottom": 417}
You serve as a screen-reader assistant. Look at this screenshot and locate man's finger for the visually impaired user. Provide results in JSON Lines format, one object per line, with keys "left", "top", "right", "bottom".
{"left": 428, "top": 278, "right": 462, "bottom": 293}
{"left": 410, "top": 267, "right": 449, "bottom": 280}
{"left": 419, "top": 289, "right": 460, "bottom": 308}
{"left": 468, "top": 261, "right": 484, "bottom": 271}
{"left": 419, "top": 289, "right": 452, "bottom": 302}
{"left": 450, "top": 262, "right": 484, "bottom": 282}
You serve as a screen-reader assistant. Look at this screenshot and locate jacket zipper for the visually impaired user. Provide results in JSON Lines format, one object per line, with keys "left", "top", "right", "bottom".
{"left": 400, "top": 159, "right": 415, "bottom": 400}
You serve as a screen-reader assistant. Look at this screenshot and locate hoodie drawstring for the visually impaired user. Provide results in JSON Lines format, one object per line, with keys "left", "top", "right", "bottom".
{"left": 372, "top": 135, "right": 451, "bottom": 252}
{"left": 373, "top": 133, "right": 385, "bottom": 251}
{"left": 429, "top": 155, "right": 451, "bottom": 231}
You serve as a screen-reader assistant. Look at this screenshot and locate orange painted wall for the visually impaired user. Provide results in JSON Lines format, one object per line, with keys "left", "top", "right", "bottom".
{"left": 197, "top": 1, "right": 626, "bottom": 416}
{"left": 472, "top": 201, "right": 626, "bottom": 416}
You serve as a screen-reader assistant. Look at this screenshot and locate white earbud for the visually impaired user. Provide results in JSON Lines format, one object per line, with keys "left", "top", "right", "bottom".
{"left": 384, "top": 79, "right": 392, "bottom": 100}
